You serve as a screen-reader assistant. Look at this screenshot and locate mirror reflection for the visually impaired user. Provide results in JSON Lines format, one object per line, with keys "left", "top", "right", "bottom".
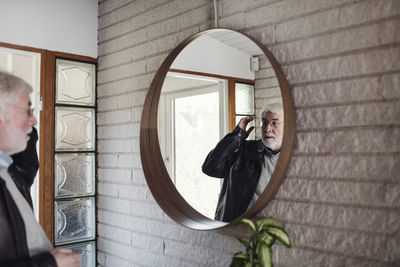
{"left": 157, "top": 30, "right": 283, "bottom": 221}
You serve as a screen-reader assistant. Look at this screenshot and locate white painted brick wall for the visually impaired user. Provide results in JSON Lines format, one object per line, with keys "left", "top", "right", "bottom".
{"left": 97, "top": 0, "right": 400, "bottom": 266}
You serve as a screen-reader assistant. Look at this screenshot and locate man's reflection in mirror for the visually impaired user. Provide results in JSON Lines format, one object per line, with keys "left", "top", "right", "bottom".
{"left": 202, "top": 103, "right": 284, "bottom": 222}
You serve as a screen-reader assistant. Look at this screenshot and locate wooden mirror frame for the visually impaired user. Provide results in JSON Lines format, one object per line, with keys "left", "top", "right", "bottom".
{"left": 140, "top": 28, "right": 295, "bottom": 230}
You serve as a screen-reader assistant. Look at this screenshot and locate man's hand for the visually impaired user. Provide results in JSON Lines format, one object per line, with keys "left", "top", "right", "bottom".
{"left": 238, "top": 116, "right": 255, "bottom": 135}
{"left": 50, "top": 248, "right": 81, "bottom": 267}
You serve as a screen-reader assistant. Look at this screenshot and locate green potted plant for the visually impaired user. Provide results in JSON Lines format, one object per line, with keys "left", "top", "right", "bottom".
{"left": 230, "top": 217, "right": 291, "bottom": 267}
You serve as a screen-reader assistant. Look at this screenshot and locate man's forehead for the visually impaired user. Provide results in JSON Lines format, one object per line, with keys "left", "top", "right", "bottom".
{"left": 263, "top": 111, "right": 283, "bottom": 120}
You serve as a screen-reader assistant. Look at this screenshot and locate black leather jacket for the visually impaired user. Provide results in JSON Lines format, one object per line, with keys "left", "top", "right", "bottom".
{"left": 0, "top": 127, "right": 56, "bottom": 267}
{"left": 202, "top": 126, "right": 264, "bottom": 222}
{"left": 0, "top": 178, "right": 56, "bottom": 267}
{"left": 9, "top": 127, "right": 39, "bottom": 209}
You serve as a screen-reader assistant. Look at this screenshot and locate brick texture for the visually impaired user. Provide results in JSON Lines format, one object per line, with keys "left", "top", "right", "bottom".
{"left": 97, "top": 0, "right": 400, "bottom": 266}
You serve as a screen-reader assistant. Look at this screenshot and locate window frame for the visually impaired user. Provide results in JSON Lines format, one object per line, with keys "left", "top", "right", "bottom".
{"left": 169, "top": 69, "right": 255, "bottom": 132}
{"left": 0, "top": 41, "right": 97, "bottom": 244}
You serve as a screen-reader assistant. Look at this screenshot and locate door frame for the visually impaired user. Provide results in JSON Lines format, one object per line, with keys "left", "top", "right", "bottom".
{"left": 0, "top": 41, "right": 97, "bottom": 243}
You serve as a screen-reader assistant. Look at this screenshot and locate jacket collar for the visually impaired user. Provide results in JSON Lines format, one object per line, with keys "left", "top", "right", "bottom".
{"left": 246, "top": 140, "right": 280, "bottom": 160}
{"left": 0, "top": 150, "right": 12, "bottom": 169}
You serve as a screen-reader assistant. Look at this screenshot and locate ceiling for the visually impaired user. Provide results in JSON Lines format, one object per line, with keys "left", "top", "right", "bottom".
{"left": 163, "top": 30, "right": 262, "bottom": 93}
{"left": 207, "top": 31, "right": 263, "bottom": 56}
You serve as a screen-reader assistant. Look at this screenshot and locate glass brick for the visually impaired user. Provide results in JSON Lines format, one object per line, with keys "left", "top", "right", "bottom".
{"left": 55, "top": 197, "right": 95, "bottom": 245}
{"left": 235, "top": 83, "right": 255, "bottom": 115}
{"left": 55, "top": 153, "right": 95, "bottom": 198}
{"left": 55, "top": 106, "right": 95, "bottom": 151}
{"left": 60, "top": 241, "right": 96, "bottom": 267}
{"left": 56, "top": 59, "right": 96, "bottom": 106}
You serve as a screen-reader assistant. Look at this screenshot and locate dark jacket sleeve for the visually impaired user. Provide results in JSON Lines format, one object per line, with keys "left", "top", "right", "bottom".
{"left": 202, "top": 126, "right": 248, "bottom": 178}
{"left": 1, "top": 252, "right": 57, "bottom": 267}
{"left": 0, "top": 178, "right": 57, "bottom": 267}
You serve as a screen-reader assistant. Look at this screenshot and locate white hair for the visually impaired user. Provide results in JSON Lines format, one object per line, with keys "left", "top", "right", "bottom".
{"left": 0, "top": 71, "right": 32, "bottom": 114}
{"left": 260, "top": 102, "right": 284, "bottom": 118}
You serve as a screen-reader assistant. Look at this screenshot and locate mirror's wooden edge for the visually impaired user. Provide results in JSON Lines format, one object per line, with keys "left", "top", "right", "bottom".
{"left": 241, "top": 32, "right": 296, "bottom": 219}
{"left": 140, "top": 28, "right": 295, "bottom": 230}
{"left": 141, "top": 29, "right": 230, "bottom": 230}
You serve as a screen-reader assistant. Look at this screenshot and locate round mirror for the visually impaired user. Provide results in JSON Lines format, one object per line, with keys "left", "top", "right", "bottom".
{"left": 140, "top": 29, "right": 295, "bottom": 230}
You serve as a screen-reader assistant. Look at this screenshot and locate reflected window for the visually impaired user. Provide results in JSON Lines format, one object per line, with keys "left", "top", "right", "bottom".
{"left": 175, "top": 92, "right": 221, "bottom": 218}
{"left": 158, "top": 73, "right": 227, "bottom": 218}
{"left": 234, "top": 82, "right": 255, "bottom": 140}
{"left": 158, "top": 71, "right": 256, "bottom": 219}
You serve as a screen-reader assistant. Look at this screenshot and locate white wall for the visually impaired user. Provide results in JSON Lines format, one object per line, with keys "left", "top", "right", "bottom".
{"left": 0, "top": 0, "right": 98, "bottom": 58}
{"left": 97, "top": 0, "right": 400, "bottom": 266}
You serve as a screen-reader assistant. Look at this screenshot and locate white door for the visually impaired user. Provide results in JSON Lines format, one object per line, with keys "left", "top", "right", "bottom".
{"left": 0, "top": 47, "right": 41, "bottom": 218}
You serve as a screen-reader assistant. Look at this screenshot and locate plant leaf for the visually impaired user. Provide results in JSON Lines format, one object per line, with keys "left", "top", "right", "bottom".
{"left": 240, "top": 218, "right": 257, "bottom": 233}
{"left": 238, "top": 237, "right": 251, "bottom": 249}
{"left": 231, "top": 252, "right": 249, "bottom": 267}
{"left": 258, "top": 232, "right": 275, "bottom": 247}
{"left": 232, "top": 252, "right": 249, "bottom": 260}
{"left": 230, "top": 253, "right": 248, "bottom": 267}
{"left": 256, "top": 217, "right": 279, "bottom": 229}
{"left": 266, "top": 225, "right": 291, "bottom": 248}
{"left": 257, "top": 242, "right": 273, "bottom": 267}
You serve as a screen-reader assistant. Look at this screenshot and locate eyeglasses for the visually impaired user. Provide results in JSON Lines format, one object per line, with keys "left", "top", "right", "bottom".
{"left": 14, "top": 106, "right": 35, "bottom": 118}
{"left": 261, "top": 119, "right": 283, "bottom": 129}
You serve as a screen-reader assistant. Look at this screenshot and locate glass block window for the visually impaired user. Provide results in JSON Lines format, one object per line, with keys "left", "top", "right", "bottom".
{"left": 55, "top": 197, "right": 95, "bottom": 244}
{"left": 56, "top": 59, "right": 96, "bottom": 106}
{"left": 60, "top": 241, "right": 96, "bottom": 267}
{"left": 55, "top": 107, "right": 95, "bottom": 151}
{"left": 55, "top": 153, "right": 95, "bottom": 198}
{"left": 235, "top": 83, "right": 255, "bottom": 115}
{"left": 235, "top": 82, "right": 255, "bottom": 140}
{"left": 54, "top": 59, "right": 96, "bottom": 266}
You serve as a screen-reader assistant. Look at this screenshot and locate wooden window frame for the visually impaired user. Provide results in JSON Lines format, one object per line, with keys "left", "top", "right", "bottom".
{"left": 169, "top": 68, "right": 255, "bottom": 131}
{"left": 0, "top": 41, "right": 97, "bottom": 243}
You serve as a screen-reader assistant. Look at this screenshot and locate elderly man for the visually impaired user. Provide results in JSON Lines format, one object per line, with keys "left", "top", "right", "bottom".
{"left": 202, "top": 103, "right": 284, "bottom": 222}
{"left": 0, "top": 71, "right": 81, "bottom": 267}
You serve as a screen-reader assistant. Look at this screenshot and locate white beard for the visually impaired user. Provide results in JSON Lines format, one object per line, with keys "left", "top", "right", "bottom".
{"left": 262, "top": 135, "right": 280, "bottom": 152}
{"left": 4, "top": 118, "right": 31, "bottom": 155}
